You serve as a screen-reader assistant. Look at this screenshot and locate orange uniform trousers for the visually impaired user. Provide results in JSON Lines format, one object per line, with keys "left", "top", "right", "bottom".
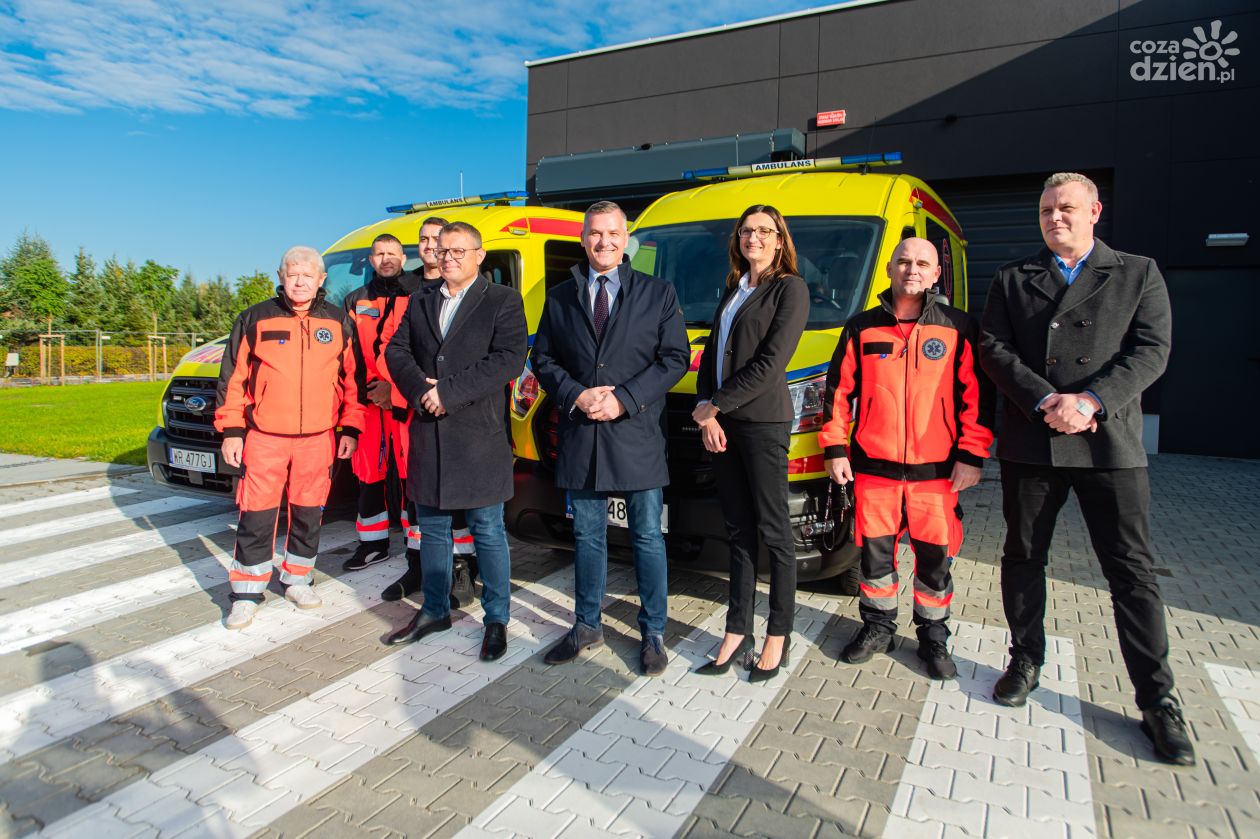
{"left": 853, "top": 473, "right": 962, "bottom": 641}
{"left": 229, "top": 429, "right": 334, "bottom": 602}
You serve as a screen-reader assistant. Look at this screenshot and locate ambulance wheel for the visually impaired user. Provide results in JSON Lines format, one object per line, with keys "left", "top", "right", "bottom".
{"left": 835, "top": 565, "right": 861, "bottom": 597}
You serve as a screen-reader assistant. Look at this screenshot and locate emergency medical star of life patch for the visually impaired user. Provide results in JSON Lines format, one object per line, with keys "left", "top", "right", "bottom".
{"left": 922, "top": 338, "right": 947, "bottom": 360}
{"left": 315, "top": 328, "right": 333, "bottom": 344}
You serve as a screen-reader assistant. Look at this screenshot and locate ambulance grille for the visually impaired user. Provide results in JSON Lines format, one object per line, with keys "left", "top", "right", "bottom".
{"left": 164, "top": 377, "right": 221, "bottom": 445}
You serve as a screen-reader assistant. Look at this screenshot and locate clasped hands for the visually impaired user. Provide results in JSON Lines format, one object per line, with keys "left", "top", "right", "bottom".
{"left": 420, "top": 378, "right": 445, "bottom": 416}
{"left": 575, "top": 386, "right": 626, "bottom": 422}
{"left": 1041, "top": 392, "right": 1100, "bottom": 435}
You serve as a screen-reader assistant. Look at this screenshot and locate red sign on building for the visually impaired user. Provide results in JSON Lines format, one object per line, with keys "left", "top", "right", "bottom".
{"left": 816, "top": 109, "right": 846, "bottom": 127}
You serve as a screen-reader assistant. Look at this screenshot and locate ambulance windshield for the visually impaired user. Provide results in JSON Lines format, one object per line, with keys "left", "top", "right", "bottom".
{"left": 629, "top": 216, "right": 882, "bottom": 329}
{"left": 322, "top": 246, "right": 423, "bottom": 306}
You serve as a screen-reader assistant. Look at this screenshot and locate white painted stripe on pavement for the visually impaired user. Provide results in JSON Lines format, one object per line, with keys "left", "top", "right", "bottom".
{"left": 458, "top": 592, "right": 840, "bottom": 839}
{"left": 1206, "top": 662, "right": 1260, "bottom": 765}
{"left": 0, "top": 484, "right": 140, "bottom": 520}
{"left": 37, "top": 566, "right": 610, "bottom": 838}
{"left": 0, "top": 522, "right": 358, "bottom": 656}
{"left": 0, "top": 511, "right": 238, "bottom": 591}
{"left": 0, "top": 495, "right": 216, "bottom": 548}
{"left": 0, "top": 540, "right": 403, "bottom": 766}
{"left": 885, "top": 621, "right": 1095, "bottom": 839}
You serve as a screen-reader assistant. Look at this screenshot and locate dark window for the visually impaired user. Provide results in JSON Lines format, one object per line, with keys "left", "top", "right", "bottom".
{"left": 323, "top": 246, "right": 421, "bottom": 305}
{"left": 629, "top": 216, "right": 882, "bottom": 329}
{"left": 544, "top": 240, "right": 587, "bottom": 290}
{"left": 925, "top": 218, "right": 958, "bottom": 306}
{"left": 482, "top": 250, "right": 521, "bottom": 288}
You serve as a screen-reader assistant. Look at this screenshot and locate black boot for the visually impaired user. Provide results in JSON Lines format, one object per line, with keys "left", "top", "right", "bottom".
{"left": 450, "top": 557, "right": 475, "bottom": 609}
{"left": 382, "top": 548, "right": 423, "bottom": 602}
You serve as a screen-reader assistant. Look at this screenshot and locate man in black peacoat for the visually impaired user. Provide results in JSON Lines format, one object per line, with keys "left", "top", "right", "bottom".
{"left": 979, "top": 172, "right": 1193, "bottom": 765}
{"left": 382, "top": 222, "right": 528, "bottom": 661}
{"left": 530, "top": 201, "right": 689, "bottom": 676}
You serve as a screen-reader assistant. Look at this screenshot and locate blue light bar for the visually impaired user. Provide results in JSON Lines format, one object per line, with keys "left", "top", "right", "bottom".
{"left": 682, "top": 152, "right": 903, "bottom": 181}
{"left": 386, "top": 190, "right": 529, "bottom": 214}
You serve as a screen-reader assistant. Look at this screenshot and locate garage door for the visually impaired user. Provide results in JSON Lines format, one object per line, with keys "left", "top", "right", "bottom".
{"left": 933, "top": 172, "right": 1113, "bottom": 314}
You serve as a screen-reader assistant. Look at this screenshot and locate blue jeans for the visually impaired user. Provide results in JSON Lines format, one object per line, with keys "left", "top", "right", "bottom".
{"left": 569, "top": 487, "right": 668, "bottom": 637}
{"left": 415, "top": 502, "right": 511, "bottom": 625}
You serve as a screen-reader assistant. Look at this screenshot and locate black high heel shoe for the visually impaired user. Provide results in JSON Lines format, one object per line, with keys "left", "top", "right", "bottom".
{"left": 748, "top": 635, "right": 792, "bottom": 683}
{"left": 694, "top": 635, "right": 755, "bottom": 675}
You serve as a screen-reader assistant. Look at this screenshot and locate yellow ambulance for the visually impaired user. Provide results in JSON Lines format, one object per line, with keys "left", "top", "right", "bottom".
{"left": 505, "top": 155, "right": 968, "bottom": 589}
{"left": 146, "top": 192, "right": 587, "bottom": 495}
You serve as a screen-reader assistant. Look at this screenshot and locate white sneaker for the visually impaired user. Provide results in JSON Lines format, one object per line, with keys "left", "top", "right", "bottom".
{"left": 285, "top": 583, "right": 322, "bottom": 610}
{"left": 225, "top": 601, "right": 257, "bottom": 630}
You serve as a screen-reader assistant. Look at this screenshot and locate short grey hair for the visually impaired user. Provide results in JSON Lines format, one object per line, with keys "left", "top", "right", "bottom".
{"left": 583, "top": 200, "right": 627, "bottom": 230}
{"left": 1043, "top": 172, "right": 1099, "bottom": 203}
{"left": 440, "top": 221, "right": 482, "bottom": 248}
{"left": 279, "top": 245, "right": 325, "bottom": 273}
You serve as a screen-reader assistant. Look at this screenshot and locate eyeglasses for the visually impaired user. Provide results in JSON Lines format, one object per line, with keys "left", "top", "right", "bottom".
{"left": 738, "top": 226, "right": 778, "bottom": 240}
{"left": 433, "top": 247, "right": 476, "bottom": 260}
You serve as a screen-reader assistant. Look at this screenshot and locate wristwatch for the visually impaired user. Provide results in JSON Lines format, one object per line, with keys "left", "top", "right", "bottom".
{"left": 1075, "top": 399, "right": 1095, "bottom": 417}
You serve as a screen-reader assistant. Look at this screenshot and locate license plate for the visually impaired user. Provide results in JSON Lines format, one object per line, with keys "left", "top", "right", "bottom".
{"left": 169, "top": 447, "right": 216, "bottom": 473}
{"left": 565, "top": 495, "right": 669, "bottom": 533}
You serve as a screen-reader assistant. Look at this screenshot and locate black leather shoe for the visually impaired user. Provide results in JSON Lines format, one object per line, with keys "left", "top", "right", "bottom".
{"left": 694, "top": 635, "right": 755, "bottom": 675}
{"left": 1141, "top": 699, "right": 1196, "bottom": 766}
{"left": 343, "top": 542, "right": 391, "bottom": 571}
{"left": 749, "top": 636, "right": 791, "bottom": 683}
{"left": 641, "top": 635, "right": 668, "bottom": 676}
{"left": 841, "top": 624, "right": 895, "bottom": 664}
{"left": 480, "top": 622, "right": 508, "bottom": 661}
{"left": 993, "top": 655, "right": 1041, "bottom": 707}
{"left": 544, "top": 624, "right": 605, "bottom": 665}
{"left": 384, "top": 611, "right": 451, "bottom": 646}
{"left": 917, "top": 639, "right": 958, "bottom": 680}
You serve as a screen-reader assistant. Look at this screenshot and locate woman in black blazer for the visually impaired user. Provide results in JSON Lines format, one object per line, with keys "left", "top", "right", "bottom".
{"left": 692, "top": 205, "right": 810, "bottom": 682}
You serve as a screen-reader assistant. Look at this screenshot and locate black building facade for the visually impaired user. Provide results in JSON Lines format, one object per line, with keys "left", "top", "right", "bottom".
{"left": 525, "top": 0, "right": 1260, "bottom": 458}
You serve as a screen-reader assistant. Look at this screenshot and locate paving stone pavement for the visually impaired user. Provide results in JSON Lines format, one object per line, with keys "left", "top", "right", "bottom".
{"left": 0, "top": 454, "right": 1257, "bottom": 838}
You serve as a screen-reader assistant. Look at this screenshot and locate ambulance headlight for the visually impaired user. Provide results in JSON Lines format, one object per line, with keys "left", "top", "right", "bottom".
{"left": 789, "top": 375, "right": 826, "bottom": 433}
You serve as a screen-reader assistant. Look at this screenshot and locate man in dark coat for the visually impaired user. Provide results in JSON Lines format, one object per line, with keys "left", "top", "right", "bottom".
{"left": 980, "top": 172, "right": 1194, "bottom": 765}
{"left": 381, "top": 222, "right": 528, "bottom": 661}
{"left": 531, "top": 200, "right": 689, "bottom": 676}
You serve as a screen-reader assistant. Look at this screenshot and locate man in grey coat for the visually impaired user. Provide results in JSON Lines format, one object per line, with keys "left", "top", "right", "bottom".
{"left": 980, "top": 172, "right": 1193, "bottom": 765}
{"left": 382, "top": 222, "right": 528, "bottom": 661}
{"left": 530, "top": 201, "right": 689, "bottom": 676}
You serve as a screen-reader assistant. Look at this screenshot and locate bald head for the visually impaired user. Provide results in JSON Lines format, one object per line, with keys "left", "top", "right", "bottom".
{"left": 887, "top": 237, "right": 941, "bottom": 300}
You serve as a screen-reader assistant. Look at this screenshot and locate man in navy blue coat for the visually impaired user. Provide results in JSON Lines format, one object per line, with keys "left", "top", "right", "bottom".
{"left": 531, "top": 200, "right": 689, "bottom": 676}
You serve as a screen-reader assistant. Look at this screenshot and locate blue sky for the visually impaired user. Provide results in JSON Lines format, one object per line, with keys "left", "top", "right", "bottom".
{"left": 0, "top": 0, "right": 827, "bottom": 285}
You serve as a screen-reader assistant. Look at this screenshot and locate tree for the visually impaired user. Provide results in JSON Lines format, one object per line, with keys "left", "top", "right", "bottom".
{"left": 132, "top": 260, "right": 178, "bottom": 329}
{"left": 0, "top": 232, "right": 59, "bottom": 320}
{"left": 66, "top": 248, "right": 109, "bottom": 328}
{"left": 8, "top": 257, "right": 68, "bottom": 322}
{"left": 234, "top": 272, "right": 274, "bottom": 311}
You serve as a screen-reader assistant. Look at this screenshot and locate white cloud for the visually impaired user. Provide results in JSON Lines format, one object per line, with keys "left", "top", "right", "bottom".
{"left": 0, "top": 0, "right": 819, "bottom": 117}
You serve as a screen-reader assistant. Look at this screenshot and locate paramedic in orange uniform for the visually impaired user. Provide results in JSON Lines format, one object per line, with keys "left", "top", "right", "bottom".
{"left": 820, "top": 237, "right": 993, "bottom": 679}
{"left": 216, "top": 245, "right": 365, "bottom": 630}
{"left": 341, "top": 233, "right": 423, "bottom": 572}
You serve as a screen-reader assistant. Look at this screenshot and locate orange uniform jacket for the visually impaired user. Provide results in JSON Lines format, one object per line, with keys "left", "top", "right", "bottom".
{"left": 820, "top": 290, "right": 993, "bottom": 480}
{"left": 343, "top": 271, "right": 425, "bottom": 412}
{"left": 215, "top": 290, "right": 366, "bottom": 439}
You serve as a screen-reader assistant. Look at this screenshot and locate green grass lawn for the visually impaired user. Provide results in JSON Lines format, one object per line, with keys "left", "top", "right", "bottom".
{"left": 0, "top": 381, "right": 167, "bottom": 464}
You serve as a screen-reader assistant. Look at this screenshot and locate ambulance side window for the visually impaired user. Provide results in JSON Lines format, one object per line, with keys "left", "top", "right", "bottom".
{"left": 544, "top": 241, "right": 587, "bottom": 290}
{"left": 481, "top": 250, "right": 521, "bottom": 289}
{"left": 925, "top": 218, "right": 956, "bottom": 306}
